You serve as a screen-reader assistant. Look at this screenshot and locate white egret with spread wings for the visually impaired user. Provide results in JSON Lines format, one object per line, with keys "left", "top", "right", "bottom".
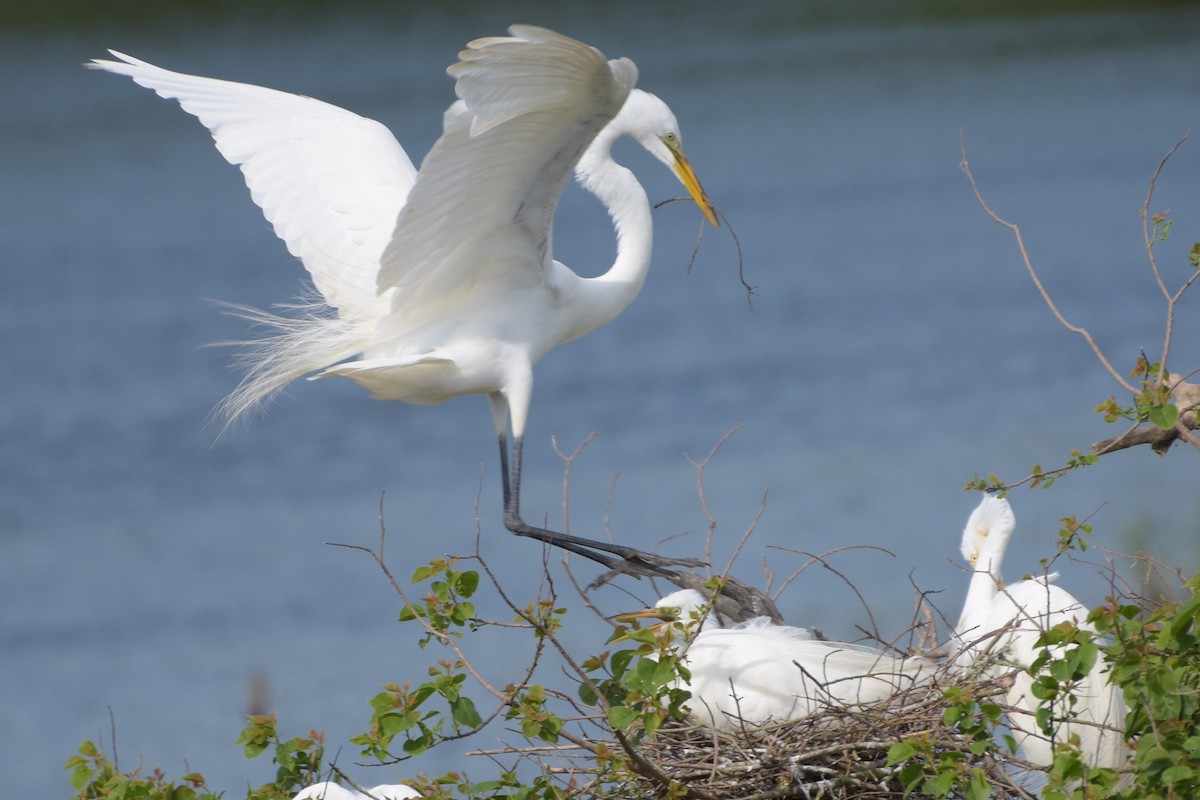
{"left": 89, "top": 26, "right": 716, "bottom": 571}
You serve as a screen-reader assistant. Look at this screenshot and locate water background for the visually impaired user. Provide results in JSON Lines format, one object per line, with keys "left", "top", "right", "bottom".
{"left": 3, "top": 2, "right": 1199, "bottom": 796}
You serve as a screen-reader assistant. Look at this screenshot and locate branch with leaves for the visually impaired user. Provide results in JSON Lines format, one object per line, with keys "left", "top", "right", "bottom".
{"left": 961, "top": 129, "right": 1199, "bottom": 493}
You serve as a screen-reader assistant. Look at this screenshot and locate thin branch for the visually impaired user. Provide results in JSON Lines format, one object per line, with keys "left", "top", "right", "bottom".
{"left": 613, "top": 728, "right": 721, "bottom": 800}
{"left": 1143, "top": 128, "right": 1197, "bottom": 424}
{"left": 771, "top": 544, "right": 897, "bottom": 606}
{"left": 654, "top": 196, "right": 757, "bottom": 306}
{"left": 685, "top": 424, "right": 745, "bottom": 567}
{"left": 960, "top": 131, "right": 1136, "bottom": 393}
{"left": 1141, "top": 126, "right": 1193, "bottom": 304}
{"left": 551, "top": 431, "right": 598, "bottom": 537}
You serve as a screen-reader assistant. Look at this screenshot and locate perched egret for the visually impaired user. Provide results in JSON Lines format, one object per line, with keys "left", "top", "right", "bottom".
{"left": 88, "top": 26, "right": 717, "bottom": 574}
{"left": 953, "top": 494, "right": 1127, "bottom": 768}
{"left": 293, "top": 782, "right": 419, "bottom": 800}
{"left": 620, "top": 589, "right": 935, "bottom": 730}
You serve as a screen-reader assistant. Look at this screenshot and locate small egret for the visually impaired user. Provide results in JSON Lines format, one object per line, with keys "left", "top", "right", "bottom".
{"left": 620, "top": 589, "right": 936, "bottom": 730}
{"left": 953, "top": 494, "right": 1127, "bottom": 768}
{"left": 89, "top": 26, "right": 716, "bottom": 574}
{"left": 293, "top": 782, "right": 420, "bottom": 800}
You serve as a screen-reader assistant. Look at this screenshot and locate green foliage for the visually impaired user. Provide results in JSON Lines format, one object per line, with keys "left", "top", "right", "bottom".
{"left": 886, "top": 685, "right": 1005, "bottom": 800}
{"left": 578, "top": 597, "right": 704, "bottom": 743}
{"left": 64, "top": 551, "right": 1200, "bottom": 800}
{"left": 1088, "top": 577, "right": 1200, "bottom": 799}
{"left": 1095, "top": 355, "right": 1180, "bottom": 432}
{"left": 236, "top": 716, "right": 327, "bottom": 800}
{"left": 65, "top": 739, "right": 219, "bottom": 800}
{"left": 354, "top": 561, "right": 485, "bottom": 761}
{"left": 505, "top": 684, "right": 563, "bottom": 743}
{"left": 399, "top": 559, "right": 480, "bottom": 647}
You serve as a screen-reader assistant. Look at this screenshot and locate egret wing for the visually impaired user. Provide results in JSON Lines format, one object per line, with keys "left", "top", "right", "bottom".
{"left": 376, "top": 25, "right": 638, "bottom": 307}
{"left": 291, "top": 784, "right": 358, "bottom": 800}
{"left": 89, "top": 52, "right": 417, "bottom": 320}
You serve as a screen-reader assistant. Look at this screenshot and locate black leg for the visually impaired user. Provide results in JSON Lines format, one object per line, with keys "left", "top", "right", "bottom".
{"left": 497, "top": 433, "right": 705, "bottom": 577}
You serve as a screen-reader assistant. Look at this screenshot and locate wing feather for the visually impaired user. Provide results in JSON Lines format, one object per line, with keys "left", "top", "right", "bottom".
{"left": 88, "top": 51, "right": 417, "bottom": 320}
{"left": 375, "top": 26, "right": 637, "bottom": 306}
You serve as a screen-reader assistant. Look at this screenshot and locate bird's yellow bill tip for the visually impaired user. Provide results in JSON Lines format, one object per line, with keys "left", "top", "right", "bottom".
{"left": 609, "top": 610, "right": 672, "bottom": 643}
{"left": 613, "top": 608, "right": 673, "bottom": 624}
{"left": 673, "top": 154, "right": 719, "bottom": 228}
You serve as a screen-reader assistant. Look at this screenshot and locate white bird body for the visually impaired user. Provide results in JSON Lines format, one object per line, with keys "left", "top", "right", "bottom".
{"left": 89, "top": 26, "right": 716, "bottom": 570}
{"left": 953, "top": 494, "right": 1127, "bottom": 768}
{"left": 631, "top": 590, "right": 935, "bottom": 730}
{"left": 292, "top": 781, "right": 420, "bottom": 800}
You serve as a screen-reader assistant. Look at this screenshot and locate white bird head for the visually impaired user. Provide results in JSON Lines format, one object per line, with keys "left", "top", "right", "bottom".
{"left": 607, "top": 89, "right": 718, "bottom": 227}
{"left": 959, "top": 493, "right": 1015, "bottom": 578}
{"left": 614, "top": 588, "right": 719, "bottom": 638}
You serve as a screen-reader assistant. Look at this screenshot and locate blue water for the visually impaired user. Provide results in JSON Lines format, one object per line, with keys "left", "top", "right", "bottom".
{"left": 3, "top": 3, "right": 1199, "bottom": 797}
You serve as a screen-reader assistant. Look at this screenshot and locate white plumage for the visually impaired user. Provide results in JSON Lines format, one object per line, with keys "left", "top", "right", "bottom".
{"left": 628, "top": 589, "right": 935, "bottom": 730}
{"left": 953, "top": 493, "right": 1127, "bottom": 768}
{"left": 292, "top": 781, "right": 419, "bottom": 800}
{"left": 89, "top": 26, "right": 716, "bottom": 569}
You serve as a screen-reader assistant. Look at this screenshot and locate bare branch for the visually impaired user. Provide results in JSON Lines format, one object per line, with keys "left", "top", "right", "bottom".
{"left": 960, "top": 131, "right": 1136, "bottom": 393}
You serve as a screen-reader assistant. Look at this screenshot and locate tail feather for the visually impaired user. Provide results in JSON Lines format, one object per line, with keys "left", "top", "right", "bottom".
{"left": 211, "top": 297, "right": 370, "bottom": 430}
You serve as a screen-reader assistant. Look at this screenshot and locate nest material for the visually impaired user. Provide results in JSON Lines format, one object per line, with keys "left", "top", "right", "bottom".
{"left": 627, "top": 671, "right": 1034, "bottom": 800}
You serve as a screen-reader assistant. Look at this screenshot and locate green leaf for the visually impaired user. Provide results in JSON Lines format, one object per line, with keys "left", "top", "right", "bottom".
{"left": 450, "top": 601, "right": 476, "bottom": 624}
{"left": 886, "top": 741, "right": 917, "bottom": 765}
{"left": 1148, "top": 402, "right": 1180, "bottom": 430}
{"left": 454, "top": 571, "right": 480, "bottom": 597}
{"left": 402, "top": 733, "right": 431, "bottom": 756}
{"left": 607, "top": 706, "right": 639, "bottom": 730}
{"left": 1163, "top": 764, "right": 1195, "bottom": 784}
{"left": 68, "top": 761, "right": 93, "bottom": 792}
{"left": 450, "top": 697, "right": 483, "bottom": 728}
{"left": 964, "top": 768, "right": 991, "bottom": 800}
{"left": 610, "top": 649, "right": 635, "bottom": 677}
{"left": 897, "top": 763, "right": 923, "bottom": 793}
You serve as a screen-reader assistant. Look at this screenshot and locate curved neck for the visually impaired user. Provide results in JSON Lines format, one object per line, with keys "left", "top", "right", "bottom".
{"left": 954, "top": 541, "right": 1006, "bottom": 647}
{"left": 956, "top": 560, "right": 1000, "bottom": 632}
{"left": 567, "top": 129, "right": 654, "bottom": 336}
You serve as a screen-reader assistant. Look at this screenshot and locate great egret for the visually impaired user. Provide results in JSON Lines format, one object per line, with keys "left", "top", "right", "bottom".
{"left": 293, "top": 782, "right": 419, "bottom": 800}
{"left": 620, "top": 589, "right": 935, "bottom": 730}
{"left": 88, "top": 26, "right": 716, "bottom": 574}
{"left": 953, "top": 494, "right": 1127, "bottom": 768}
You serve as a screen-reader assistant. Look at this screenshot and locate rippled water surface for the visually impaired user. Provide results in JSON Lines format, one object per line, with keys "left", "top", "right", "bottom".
{"left": 3, "top": 2, "right": 1199, "bottom": 796}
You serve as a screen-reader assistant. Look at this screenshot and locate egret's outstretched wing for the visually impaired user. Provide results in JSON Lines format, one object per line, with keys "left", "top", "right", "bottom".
{"left": 376, "top": 25, "right": 638, "bottom": 307}
{"left": 88, "top": 52, "right": 417, "bottom": 319}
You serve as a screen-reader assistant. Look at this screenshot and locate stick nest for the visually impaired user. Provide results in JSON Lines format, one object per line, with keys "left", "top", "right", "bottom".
{"left": 622, "top": 670, "right": 1033, "bottom": 800}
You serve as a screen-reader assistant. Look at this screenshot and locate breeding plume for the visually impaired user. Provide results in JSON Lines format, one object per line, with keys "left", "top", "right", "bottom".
{"left": 621, "top": 589, "right": 935, "bottom": 730}
{"left": 89, "top": 26, "right": 716, "bottom": 571}
{"left": 953, "top": 493, "right": 1127, "bottom": 768}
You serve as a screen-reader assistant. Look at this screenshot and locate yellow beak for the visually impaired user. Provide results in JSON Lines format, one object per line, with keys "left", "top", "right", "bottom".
{"left": 613, "top": 607, "right": 675, "bottom": 624}
{"left": 609, "top": 607, "right": 675, "bottom": 643}
{"left": 671, "top": 151, "right": 719, "bottom": 228}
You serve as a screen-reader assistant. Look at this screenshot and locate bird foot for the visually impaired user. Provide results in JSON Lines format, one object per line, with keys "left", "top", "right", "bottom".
{"left": 504, "top": 515, "right": 704, "bottom": 583}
